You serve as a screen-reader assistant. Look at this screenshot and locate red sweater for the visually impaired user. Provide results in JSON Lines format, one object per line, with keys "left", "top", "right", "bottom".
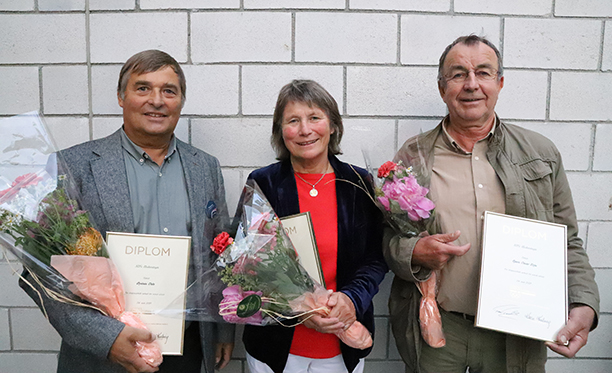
{"left": 289, "top": 172, "right": 341, "bottom": 358}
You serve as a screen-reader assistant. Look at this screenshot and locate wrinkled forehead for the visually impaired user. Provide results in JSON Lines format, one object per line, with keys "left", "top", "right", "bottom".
{"left": 443, "top": 42, "right": 499, "bottom": 71}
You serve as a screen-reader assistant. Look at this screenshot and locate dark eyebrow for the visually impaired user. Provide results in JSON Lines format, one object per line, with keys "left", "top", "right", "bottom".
{"left": 448, "top": 63, "right": 494, "bottom": 71}
{"left": 133, "top": 80, "right": 179, "bottom": 93}
{"left": 162, "top": 83, "right": 180, "bottom": 92}
{"left": 133, "top": 80, "right": 151, "bottom": 86}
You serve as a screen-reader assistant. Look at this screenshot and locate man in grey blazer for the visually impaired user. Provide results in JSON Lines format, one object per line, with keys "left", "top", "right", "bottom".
{"left": 21, "top": 50, "right": 234, "bottom": 373}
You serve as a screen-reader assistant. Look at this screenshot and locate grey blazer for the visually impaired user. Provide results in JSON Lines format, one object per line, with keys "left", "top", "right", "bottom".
{"left": 21, "top": 129, "right": 234, "bottom": 373}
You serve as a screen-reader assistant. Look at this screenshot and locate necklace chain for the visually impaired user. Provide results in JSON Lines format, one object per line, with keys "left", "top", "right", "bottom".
{"left": 295, "top": 172, "right": 326, "bottom": 197}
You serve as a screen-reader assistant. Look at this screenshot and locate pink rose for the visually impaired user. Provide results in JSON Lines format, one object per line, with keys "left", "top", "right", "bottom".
{"left": 219, "top": 285, "right": 263, "bottom": 324}
{"left": 377, "top": 196, "right": 391, "bottom": 211}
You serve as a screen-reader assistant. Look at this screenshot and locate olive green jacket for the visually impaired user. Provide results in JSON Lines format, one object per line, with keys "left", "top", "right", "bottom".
{"left": 384, "top": 117, "right": 599, "bottom": 373}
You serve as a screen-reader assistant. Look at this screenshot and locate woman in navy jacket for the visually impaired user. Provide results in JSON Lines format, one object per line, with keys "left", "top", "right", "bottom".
{"left": 242, "top": 80, "right": 387, "bottom": 373}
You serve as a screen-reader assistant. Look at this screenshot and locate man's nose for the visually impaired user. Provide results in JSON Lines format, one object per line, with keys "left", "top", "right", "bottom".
{"left": 463, "top": 72, "right": 479, "bottom": 90}
{"left": 149, "top": 90, "right": 164, "bottom": 106}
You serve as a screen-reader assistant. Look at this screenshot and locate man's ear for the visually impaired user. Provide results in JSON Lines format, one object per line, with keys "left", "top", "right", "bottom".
{"left": 117, "top": 92, "right": 124, "bottom": 108}
{"left": 438, "top": 81, "right": 446, "bottom": 98}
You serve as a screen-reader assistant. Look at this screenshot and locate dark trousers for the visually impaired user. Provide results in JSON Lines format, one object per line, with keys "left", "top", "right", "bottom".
{"left": 157, "top": 322, "right": 203, "bottom": 373}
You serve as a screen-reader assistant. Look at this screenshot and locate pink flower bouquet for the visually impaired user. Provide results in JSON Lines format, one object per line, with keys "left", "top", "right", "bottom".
{"left": 0, "top": 112, "right": 162, "bottom": 368}
{"left": 374, "top": 160, "right": 445, "bottom": 348}
{"left": 209, "top": 181, "right": 372, "bottom": 349}
{"left": 375, "top": 161, "right": 435, "bottom": 227}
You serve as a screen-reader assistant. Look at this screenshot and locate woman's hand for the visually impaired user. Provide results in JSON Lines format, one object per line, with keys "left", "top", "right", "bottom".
{"left": 301, "top": 291, "right": 357, "bottom": 333}
{"left": 327, "top": 292, "right": 357, "bottom": 331}
{"left": 302, "top": 314, "right": 344, "bottom": 334}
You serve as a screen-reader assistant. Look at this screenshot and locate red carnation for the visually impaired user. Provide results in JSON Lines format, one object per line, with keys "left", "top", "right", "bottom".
{"left": 211, "top": 232, "right": 233, "bottom": 255}
{"left": 377, "top": 161, "right": 398, "bottom": 178}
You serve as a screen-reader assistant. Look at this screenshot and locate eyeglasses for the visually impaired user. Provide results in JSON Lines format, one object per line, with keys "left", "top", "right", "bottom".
{"left": 442, "top": 67, "right": 499, "bottom": 84}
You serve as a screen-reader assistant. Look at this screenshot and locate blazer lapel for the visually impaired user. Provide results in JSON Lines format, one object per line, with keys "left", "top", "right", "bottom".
{"left": 177, "top": 141, "right": 205, "bottom": 252}
{"left": 90, "top": 131, "right": 134, "bottom": 233}
{"left": 330, "top": 157, "right": 356, "bottom": 273}
{"left": 275, "top": 160, "right": 300, "bottom": 217}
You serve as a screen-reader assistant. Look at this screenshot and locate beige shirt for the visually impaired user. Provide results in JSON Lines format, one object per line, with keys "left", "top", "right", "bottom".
{"left": 430, "top": 119, "right": 505, "bottom": 315}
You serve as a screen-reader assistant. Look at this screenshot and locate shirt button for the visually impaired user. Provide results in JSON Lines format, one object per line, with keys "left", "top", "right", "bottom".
{"left": 474, "top": 156, "right": 480, "bottom": 161}
{"left": 139, "top": 158, "right": 144, "bottom": 163}
{"left": 163, "top": 227, "right": 169, "bottom": 233}
{"left": 159, "top": 172, "right": 162, "bottom": 177}
{"left": 478, "top": 184, "right": 484, "bottom": 189}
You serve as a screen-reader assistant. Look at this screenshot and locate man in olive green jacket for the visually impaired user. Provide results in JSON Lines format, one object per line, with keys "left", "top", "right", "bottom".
{"left": 384, "top": 35, "right": 599, "bottom": 373}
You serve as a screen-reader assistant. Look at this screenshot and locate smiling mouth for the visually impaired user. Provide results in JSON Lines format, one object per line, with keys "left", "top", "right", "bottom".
{"left": 460, "top": 98, "right": 483, "bottom": 102}
{"left": 145, "top": 113, "right": 167, "bottom": 118}
{"left": 297, "top": 139, "right": 318, "bottom": 146}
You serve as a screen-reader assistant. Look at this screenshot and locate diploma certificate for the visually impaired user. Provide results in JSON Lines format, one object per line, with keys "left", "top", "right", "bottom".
{"left": 280, "top": 212, "right": 325, "bottom": 287}
{"left": 106, "top": 232, "right": 191, "bottom": 355}
{"left": 476, "top": 212, "right": 567, "bottom": 342}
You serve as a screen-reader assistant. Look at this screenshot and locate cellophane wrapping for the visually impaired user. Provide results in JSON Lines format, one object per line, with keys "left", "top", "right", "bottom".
{"left": 0, "top": 112, "right": 162, "bottom": 367}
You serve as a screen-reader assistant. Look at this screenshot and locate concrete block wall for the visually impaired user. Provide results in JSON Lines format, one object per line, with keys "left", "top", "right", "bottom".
{"left": 0, "top": 1, "right": 610, "bottom": 372}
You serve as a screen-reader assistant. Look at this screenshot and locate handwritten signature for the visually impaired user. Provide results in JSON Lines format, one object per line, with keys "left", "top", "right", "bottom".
{"left": 156, "top": 333, "right": 169, "bottom": 345}
{"left": 493, "top": 305, "right": 551, "bottom": 328}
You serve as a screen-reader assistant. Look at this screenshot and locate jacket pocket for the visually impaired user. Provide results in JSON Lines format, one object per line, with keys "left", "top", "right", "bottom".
{"left": 519, "top": 158, "right": 554, "bottom": 219}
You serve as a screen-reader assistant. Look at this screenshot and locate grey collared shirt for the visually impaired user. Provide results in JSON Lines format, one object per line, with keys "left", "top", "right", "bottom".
{"left": 120, "top": 129, "right": 191, "bottom": 237}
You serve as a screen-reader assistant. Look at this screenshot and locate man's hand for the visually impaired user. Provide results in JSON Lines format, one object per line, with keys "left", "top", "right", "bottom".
{"left": 412, "top": 230, "right": 470, "bottom": 270}
{"left": 327, "top": 292, "right": 357, "bottom": 330}
{"left": 108, "top": 326, "right": 158, "bottom": 373}
{"left": 547, "top": 305, "right": 595, "bottom": 358}
{"left": 215, "top": 342, "right": 234, "bottom": 370}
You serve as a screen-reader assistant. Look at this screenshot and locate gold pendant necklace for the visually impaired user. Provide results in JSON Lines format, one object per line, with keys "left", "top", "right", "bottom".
{"left": 295, "top": 172, "right": 326, "bottom": 197}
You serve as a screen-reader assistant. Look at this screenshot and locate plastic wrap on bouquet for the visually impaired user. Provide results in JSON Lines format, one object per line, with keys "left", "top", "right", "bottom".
{"left": 364, "top": 150, "right": 445, "bottom": 348}
{"left": 0, "top": 112, "right": 162, "bottom": 367}
{"left": 171, "top": 180, "right": 372, "bottom": 349}
{"left": 51, "top": 255, "right": 162, "bottom": 367}
{"left": 416, "top": 271, "right": 445, "bottom": 348}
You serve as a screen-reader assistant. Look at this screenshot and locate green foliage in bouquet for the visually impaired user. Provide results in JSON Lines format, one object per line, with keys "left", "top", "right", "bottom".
{"left": 0, "top": 189, "right": 106, "bottom": 266}
{"left": 214, "top": 215, "right": 315, "bottom": 319}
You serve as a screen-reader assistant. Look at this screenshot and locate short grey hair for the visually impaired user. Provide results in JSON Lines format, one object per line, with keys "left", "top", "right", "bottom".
{"left": 271, "top": 80, "right": 343, "bottom": 161}
{"left": 437, "top": 35, "right": 504, "bottom": 88}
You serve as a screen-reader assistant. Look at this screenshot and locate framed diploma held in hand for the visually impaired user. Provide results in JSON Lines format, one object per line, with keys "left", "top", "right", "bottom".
{"left": 106, "top": 232, "right": 191, "bottom": 355}
{"left": 280, "top": 212, "right": 325, "bottom": 287}
{"left": 476, "top": 211, "right": 567, "bottom": 342}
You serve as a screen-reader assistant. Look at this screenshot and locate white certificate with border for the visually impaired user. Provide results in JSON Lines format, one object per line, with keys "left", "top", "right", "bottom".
{"left": 106, "top": 232, "right": 191, "bottom": 355}
{"left": 280, "top": 212, "right": 325, "bottom": 287}
{"left": 476, "top": 211, "right": 567, "bottom": 342}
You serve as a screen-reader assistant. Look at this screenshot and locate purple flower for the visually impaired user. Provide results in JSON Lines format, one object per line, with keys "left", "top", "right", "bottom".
{"left": 219, "top": 285, "right": 263, "bottom": 324}
{"left": 380, "top": 175, "right": 435, "bottom": 221}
